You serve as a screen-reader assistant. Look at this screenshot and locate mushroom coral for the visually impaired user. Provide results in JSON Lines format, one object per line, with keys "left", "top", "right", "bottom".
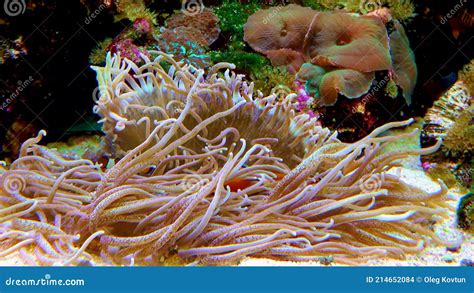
{"left": 303, "top": 12, "right": 392, "bottom": 73}
{"left": 318, "top": 69, "right": 376, "bottom": 106}
{"left": 297, "top": 63, "right": 375, "bottom": 106}
{"left": 243, "top": 4, "right": 317, "bottom": 54}
{"left": 0, "top": 51, "right": 460, "bottom": 266}
{"left": 243, "top": 4, "right": 316, "bottom": 73}
{"left": 389, "top": 20, "right": 417, "bottom": 104}
{"left": 244, "top": 5, "right": 416, "bottom": 106}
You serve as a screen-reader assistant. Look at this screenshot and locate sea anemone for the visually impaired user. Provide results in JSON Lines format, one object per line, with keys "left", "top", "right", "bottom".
{"left": 0, "top": 51, "right": 461, "bottom": 266}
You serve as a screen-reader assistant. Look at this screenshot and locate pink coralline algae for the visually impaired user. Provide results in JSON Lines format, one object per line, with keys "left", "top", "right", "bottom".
{"left": 133, "top": 18, "right": 153, "bottom": 35}
{"left": 107, "top": 39, "right": 150, "bottom": 64}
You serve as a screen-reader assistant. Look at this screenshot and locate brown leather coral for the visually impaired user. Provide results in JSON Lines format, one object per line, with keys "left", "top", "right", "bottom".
{"left": 304, "top": 13, "right": 392, "bottom": 72}
{"left": 244, "top": 4, "right": 317, "bottom": 53}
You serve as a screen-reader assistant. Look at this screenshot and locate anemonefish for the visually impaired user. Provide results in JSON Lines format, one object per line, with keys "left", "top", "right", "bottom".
{"left": 224, "top": 172, "right": 286, "bottom": 192}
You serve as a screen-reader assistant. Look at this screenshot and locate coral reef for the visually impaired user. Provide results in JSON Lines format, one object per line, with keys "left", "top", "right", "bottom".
{"left": 1, "top": 118, "right": 38, "bottom": 160}
{"left": 114, "top": 0, "right": 157, "bottom": 25}
{"left": 89, "top": 38, "right": 114, "bottom": 65}
{"left": 213, "top": 0, "right": 260, "bottom": 50}
{"left": 47, "top": 135, "right": 107, "bottom": 166}
{"left": 251, "top": 66, "right": 296, "bottom": 97}
{"left": 422, "top": 79, "right": 473, "bottom": 192}
{"left": 156, "top": 7, "right": 220, "bottom": 69}
{"left": 0, "top": 51, "right": 461, "bottom": 266}
{"left": 458, "top": 192, "right": 474, "bottom": 231}
{"left": 389, "top": 20, "right": 417, "bottom": 104}
{"left": 165, "top": 8, "right": 220, "bottom": 47}
{"left": 0, "top": 36, "right": 27, "bottom": 65}
{"left": 108, "top": 39, "right": 152, "bottom": 64}
{"left": 443, "top": 105, "right": 474, "bottom": 157}
{"left": 210, "top": 51, "right": 269, "bottom": 75}
{"left": 155, "top": 28, "right": 211, "bottom": 68}
{"left": 423, "top": 81, "right": 472, "bottom": 146}
{"left": 459, "top": 60, "right": 474, "bottom": 95}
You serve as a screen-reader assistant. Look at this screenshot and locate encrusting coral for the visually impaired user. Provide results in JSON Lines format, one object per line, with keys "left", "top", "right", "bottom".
{"left": 0, "top": 51, "right": 461, "bottom": 266}
{"left": 165, "top": 8, "right": 220, "bottom": 47}
{"left": 459, "top": 60, "right": 474, "bottom": 95}
{"left": 443, "top": 105, "right": 474, "bottom": 157}
{"left": 423, "top": 81, "right": 472, "bottom": 143}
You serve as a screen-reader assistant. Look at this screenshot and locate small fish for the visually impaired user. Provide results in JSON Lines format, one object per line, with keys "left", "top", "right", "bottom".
{"left": 97, "top": 157, "right": 117, "bottom": 171}
{"left": 224, "top": 172, "right": 286, "bottom": 192}
{"left": 225, "top": 178, "right": 258, "bottom": 192}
